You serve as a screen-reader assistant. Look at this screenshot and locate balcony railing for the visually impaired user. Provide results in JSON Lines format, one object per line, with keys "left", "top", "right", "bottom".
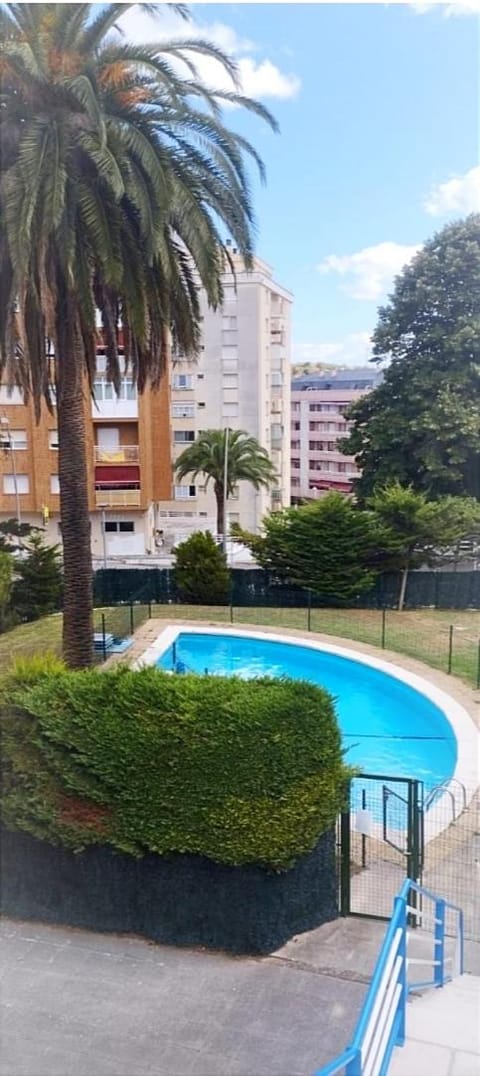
{"left": 95, "top": 489, "right": 141, "bottom": 508}
{"left": 94, "top": 446, "right": 139, "bottom": 464}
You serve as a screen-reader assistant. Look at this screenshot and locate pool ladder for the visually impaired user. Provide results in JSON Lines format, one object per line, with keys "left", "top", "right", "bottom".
{"left": 424, "top": 777, "right": 467, "bottom": 823}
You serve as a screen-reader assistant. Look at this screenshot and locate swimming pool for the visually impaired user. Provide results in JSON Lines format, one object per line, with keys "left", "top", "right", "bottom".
{"left": 156, "top": 630, "right": 457, "bottom": 791}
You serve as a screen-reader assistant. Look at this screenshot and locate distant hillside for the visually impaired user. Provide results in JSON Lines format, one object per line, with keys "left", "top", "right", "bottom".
{"left": 291, "top": 361, "right": 347, "bottom": 377}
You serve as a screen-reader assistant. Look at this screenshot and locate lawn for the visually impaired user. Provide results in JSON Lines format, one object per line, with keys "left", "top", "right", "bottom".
{"left": 0, "top": 605, "right": 478, "bottom": 686}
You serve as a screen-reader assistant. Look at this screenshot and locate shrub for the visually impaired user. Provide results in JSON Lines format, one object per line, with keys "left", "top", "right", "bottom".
{"left": 173, "top": 530, "right": 230, "bottom": 605}
{"left": 0, "top": 662, "right": 351, "bottom": 871}
{"left": 11, "top": 533, "right": 63, "bottom": 621}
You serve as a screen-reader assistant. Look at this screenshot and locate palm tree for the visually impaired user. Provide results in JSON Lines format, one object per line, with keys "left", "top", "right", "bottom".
{"left": 175, "top": 428, "right": 277, "bottom": 537}
{"left": 0, "top": 3, "right": 277, "bottom": 667}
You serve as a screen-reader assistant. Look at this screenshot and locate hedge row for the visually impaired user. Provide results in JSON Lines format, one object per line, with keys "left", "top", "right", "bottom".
{"left": 0, "top": 659, "right": 351, "bottom": 871}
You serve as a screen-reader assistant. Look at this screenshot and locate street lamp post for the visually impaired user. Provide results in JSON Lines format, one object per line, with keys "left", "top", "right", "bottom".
{"left": 0, "top": 416, "right": 21, "bottom": 525}
{"left": 223, "top": 426, "right": 229, "bottom": 557}
{"left": 98, "top": 505, "right": 108, "bottom": 570}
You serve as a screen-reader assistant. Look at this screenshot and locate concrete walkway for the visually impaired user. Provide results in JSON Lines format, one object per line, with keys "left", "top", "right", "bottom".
{"left": 390, "top": 974, "right": 480, "bottom": 1076}
{"left": 1, "top": 917, "right": 374, "bottom": 1076}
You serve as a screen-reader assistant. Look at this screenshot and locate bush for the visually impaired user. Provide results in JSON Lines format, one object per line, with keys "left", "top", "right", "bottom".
{"left": 11, "top": 534, "right": 63, "bottom": 621}
{"left": 173, "top": 530, "right": 230, "bottom": 605}
{"left": 0, "top": 661, "right": 351, "bottom": 871}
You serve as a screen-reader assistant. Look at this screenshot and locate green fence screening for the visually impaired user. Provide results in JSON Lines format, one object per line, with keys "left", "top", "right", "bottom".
{"left": 93, "top": 568, "right": 480, "bottom": 611}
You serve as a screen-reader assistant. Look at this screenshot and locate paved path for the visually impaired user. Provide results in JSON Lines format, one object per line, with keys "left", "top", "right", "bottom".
{"left": 390, "top": 974, "right": 480, "bottom": 1076}
{"left": 1, "top": 917, "right": 372, "bottom": 1076}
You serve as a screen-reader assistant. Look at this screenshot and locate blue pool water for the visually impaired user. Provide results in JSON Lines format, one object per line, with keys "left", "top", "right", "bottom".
{"left": 157, "top": 632, "right": 457, "bottom": 790}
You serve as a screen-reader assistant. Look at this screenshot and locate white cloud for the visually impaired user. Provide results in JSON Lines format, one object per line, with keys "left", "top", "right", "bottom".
{"left": 424, "top": 166, "right": 480, "bottom": 216}
{"left": 407, "top": 0, "right": 480, "bottom": 14}
{"left": 116, "top": 8, "right": 300, "bottom": 102}
{"left": 318, "top": 242, "right": 420, "bottom": 301}
{"left": 293, "top": 332, "right": 373, "bottom": 369}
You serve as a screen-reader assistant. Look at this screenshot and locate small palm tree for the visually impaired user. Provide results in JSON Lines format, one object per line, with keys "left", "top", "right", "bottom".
{"left": 0, "top": 3, "right": 276, "bottom": 667}
{"left": 175, "top": 428, "right": 277, "bottom": 537}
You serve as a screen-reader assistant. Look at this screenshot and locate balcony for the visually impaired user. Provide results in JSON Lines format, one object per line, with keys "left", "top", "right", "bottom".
{"left": 95, "top": 489, "right": 141, "bottom": 508}
{"left": 271, "top": 399, "right": 282, "bottom": 414}
{"left": 94, "top": 446, "right": 139, "bottom": 464}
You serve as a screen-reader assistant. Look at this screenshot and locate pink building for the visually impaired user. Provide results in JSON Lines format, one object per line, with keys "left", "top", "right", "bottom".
{"left": 290, "top": 368, "right": 382, "bottom": 501}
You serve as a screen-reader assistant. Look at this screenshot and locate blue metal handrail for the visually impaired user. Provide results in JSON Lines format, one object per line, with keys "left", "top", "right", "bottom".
{"left": 314, "top": 878, "right": 464, "bottom": 1076}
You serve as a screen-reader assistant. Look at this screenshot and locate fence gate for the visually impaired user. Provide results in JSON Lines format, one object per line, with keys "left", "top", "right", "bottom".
{"left": 338, "top": 774, "right": 424, "bottom": 919}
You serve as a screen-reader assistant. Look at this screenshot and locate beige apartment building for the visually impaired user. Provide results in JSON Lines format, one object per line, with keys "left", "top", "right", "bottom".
{"left": 157, "top": 250, "right": 292, "bottom": 545}
{"left": 290, "top": 368, "right": 383, "bottom": 501}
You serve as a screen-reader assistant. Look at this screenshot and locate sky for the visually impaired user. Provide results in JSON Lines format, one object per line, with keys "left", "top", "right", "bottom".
{"left": 119, "top": 1, "right": 480, "bottom": 366}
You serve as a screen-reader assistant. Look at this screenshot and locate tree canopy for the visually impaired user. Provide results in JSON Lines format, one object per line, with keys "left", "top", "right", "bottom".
{"left": 368, "top": 483, "right": 480, "bottom": 610}
{"left": 342, "top": 215, "right": 480, "bottom": 501}
{"left": 236, "top": 492, "right": 382, "bottom": 604}
{"left": 175, "top": 428, "right": 276, "bottom": 536}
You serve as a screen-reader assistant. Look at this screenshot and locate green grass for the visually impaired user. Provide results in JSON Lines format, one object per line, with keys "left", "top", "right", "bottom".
{"left": 0, "top": 604, "right": 478, "bottom": 686}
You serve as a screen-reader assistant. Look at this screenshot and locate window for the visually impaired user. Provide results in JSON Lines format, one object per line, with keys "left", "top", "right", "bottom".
{"left": 197, "top": 402, "right": 206, "bottom": 410}
{"left": 291, "top": 401, "right": 300, "bottom": 412}
{"left": 93, "top": 378, "right": 137, "bottom": 401}
{"left": 223, "top": 402, "right": 238, "bottom": 417}
{"left": 336, "top": 462, "right": 346, "bottom": 473}
{"left": 271, "top": 372, "right": 283, "bottom": 387}
{"left": 1, "top": 428, "right": 27, "bottom": 449}
{"left": 328, "top": 441, "right": 336, "bottom": 451}
{"left": 222, "top": 374, "right": 238, "bottom": 389}
{"left": 291, "top": 440, "right": 300, "bottom": 450}
{"left": 222, "top": 330, "right": 237, "bottom": 345}
{"left": 291, "top": 458, "right": 300, "bottom": 469}
{"left": 172, "top": 404, "right": 194, "bottom": 418}
{"left": 172, "top": 373, "right": 193, "bottom": 390}
{"left": 222, "top": 315, "right": 237, "bottom": 330}
{"left": 174, "top": 484, "right": 196, "bottom": 499}
{"left": 197, "top": 373, "right": 204, "bottom": 380}
{"left": 221, "top": 347, "right": 238, "bottom": 363}
{"left": 291, "top": 476, "right": 300, "bottom": 488}
{"left": 104, "top": 520, "right": 135, "bottom": 533}
{"left": 50, "top": 474, "right": 60, "bottom": 495}
{"left": 0, "top": 385, "right": 23, "bottom": 404}
{"left": 49, "top": 429, "right": 59, "bottom": 450}
{"left": 292, "top": 421, "right": 300, "bottom": 431}
{"left": 3, "top": 474, "right": 29, "bottom": 494}
{"left": 309, "top": 441, "right": 326, "bottom": 452}
{"left": 174, "top": 430, "right": 195, "bottom": 443}
{"left": 222, "top": 357, "right": 238, "bottom": 373}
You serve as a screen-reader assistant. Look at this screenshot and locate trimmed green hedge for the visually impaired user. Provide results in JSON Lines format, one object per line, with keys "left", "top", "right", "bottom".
{"left": 1, "top": 659, "right": 351, "bottom": 870}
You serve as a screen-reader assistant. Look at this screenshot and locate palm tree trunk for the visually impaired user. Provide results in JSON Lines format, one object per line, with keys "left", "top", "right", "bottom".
{"left": 215, "top": 482, "right": 224, "bottom": 540}
{"left": 56, "top": 319, "right": 93, "bottom": 668}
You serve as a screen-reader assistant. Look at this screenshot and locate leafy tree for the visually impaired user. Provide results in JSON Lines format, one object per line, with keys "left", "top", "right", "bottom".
{"left": 0, "top": 551, "right": 13, "bottom": 630}
{"left": 173, "top": 530, "right": 230, "bottom": 605}
{"left": 369, "top": 483, "right": 480, "bottom": 610}
{"left": 11, "top": 534, "right": 63, "bottom": 622}
{"left": 175, "top": 429, "right": 277, "bottom": 538}
{"left": 0, "top": 3, "right": 275, "bottom": 667}
{"left": 341, "top": 216, "right": 480, "bottom": 501}
{"left": 0, "top": 519, "right": 34, "bottom": 554}
{"left": 236, "top": 493, "right": 382, "bottom": 604}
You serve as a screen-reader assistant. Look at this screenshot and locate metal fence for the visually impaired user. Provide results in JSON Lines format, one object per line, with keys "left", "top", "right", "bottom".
{"left": 339, "top": 775, "right": 480, "bottom": 941}
{"left": 92, "top": 589, "right": 480, "bottom": 687}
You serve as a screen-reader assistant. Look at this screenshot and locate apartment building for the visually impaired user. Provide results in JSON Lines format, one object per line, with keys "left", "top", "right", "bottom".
{"left": 290, "top": 367, "right": 383, "bottom": 501}
{"left": 157, "top": 250, "right": 292, "bottom": 543}
{"left": 0, "top": 252, "right": 291, "bottom": 557}
{"left": 0, "top": 343, "right": 171, "bottom": 560}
